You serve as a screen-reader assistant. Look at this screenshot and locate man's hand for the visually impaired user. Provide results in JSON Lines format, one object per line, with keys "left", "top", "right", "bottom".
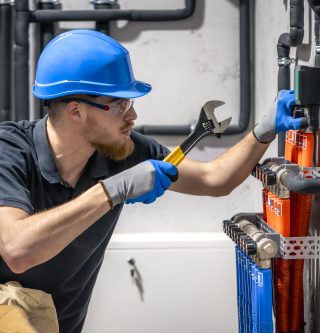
{"left": 253, "top": 89, "right": 308, "bottom": 143}
{"left": 100, "top": 160, "right": 178, "bottom": 207}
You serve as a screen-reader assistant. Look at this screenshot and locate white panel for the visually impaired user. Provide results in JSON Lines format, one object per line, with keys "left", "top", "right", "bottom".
{"left": 83, "top": 233, "right": 238, "bottom": 333}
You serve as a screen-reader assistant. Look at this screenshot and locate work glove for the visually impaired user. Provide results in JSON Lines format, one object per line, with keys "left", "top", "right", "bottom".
{"left": 253, "top": 89, "right": 308, "bottom": 143}
{"left": 99, "top": 160, "right": 178, "bottom": 208}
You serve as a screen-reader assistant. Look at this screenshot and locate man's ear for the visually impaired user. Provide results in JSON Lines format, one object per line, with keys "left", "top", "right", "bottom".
{"left": 66, "top": 101, "right": 83, "bottom": 123}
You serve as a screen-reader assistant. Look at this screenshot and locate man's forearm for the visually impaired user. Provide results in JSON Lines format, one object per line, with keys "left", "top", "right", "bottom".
{"left": 0, "top": 183, "right": 110, "bottom": 273}
{"left": 207, "top": 130, "right": 270, "bottom": 194}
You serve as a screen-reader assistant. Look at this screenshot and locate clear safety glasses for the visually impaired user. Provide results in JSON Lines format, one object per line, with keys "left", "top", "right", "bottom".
{"left": 60, "top": 97, "right": 134, "bottom": 115}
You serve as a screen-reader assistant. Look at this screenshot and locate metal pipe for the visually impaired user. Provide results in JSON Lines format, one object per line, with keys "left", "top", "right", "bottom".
{"left": 281, "top": 169, "right": 320, "bottom": 194}
{"left": 37, "top": 0, "right": 61, "bottom": 118}
{"left": 0, "top": 1, "right": 13, "bottom": 121}
{"left": 136, "top": 0, "right": 253, "bottom": 136}
{"left": 225, "top": 0, "right": 252, "bottom": 135}
{"left": 134, "top": 125, "right": 193, "bottom": 136}
{"left": 307, "top": 0, "right": 320, "bottom": 67}
{"left": 315, "top": 13, "right": 320, "bottom": 68}
{"left": 15, "top": 0, "right": 196, "bottom": 122}
{"left": 39, "top": 0, "right": 60, "bottom": 49}
{"left": 30, "top": 0, "right": 196, "bottom": 23}
{"left": 90, "top": 0, "right": 115, "bottom": 36}
{"left": 277, "top": 0, "right": 304, "bottom": 156}
{"left": 14, "top": 0, "right": 30, "bottom": 120}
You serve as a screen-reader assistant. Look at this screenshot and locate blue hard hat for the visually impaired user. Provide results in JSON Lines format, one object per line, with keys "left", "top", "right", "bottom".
{"left": 32, "top": 30, "right": 152, "bottom": 99}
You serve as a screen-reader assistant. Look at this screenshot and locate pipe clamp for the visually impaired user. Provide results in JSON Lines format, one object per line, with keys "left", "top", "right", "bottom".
{"left": 37, "top": 0, "right": 60, "bottom": 3}
{"left": 0, "top": 0, "right": 14, "bottom": 4}
{"left": 90, "top": 0, "right": 118, "bottom": 4}
{"left": 278, "top": 57, "right": 294, "bottom": 66}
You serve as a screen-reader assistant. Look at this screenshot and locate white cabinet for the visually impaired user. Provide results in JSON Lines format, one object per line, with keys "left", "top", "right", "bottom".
{"left": 83, "top": 233, "right": 237, "bottom": 333}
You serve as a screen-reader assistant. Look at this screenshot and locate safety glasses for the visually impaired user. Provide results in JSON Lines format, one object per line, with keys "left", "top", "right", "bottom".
{"left": 60, "top": 97, "right": 134, "bottom": 115}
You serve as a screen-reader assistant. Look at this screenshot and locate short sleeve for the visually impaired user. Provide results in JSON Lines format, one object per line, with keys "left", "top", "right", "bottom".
{"left": 0, "top": 134, "right": 34, "bottom": 214}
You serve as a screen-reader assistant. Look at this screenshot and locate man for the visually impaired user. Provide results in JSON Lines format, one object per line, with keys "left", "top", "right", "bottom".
{"left": 0, "top": 30, "right": 303, "bottom": 332}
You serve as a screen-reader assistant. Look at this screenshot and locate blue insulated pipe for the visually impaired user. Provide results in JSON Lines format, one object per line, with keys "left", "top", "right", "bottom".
{"left": 251, "top": 262, "right": 258, "bottom": 333}
{"left": 235, "top": 249, "right": 274, "bottom": 333}
{"left": 238, "top": 248, "right": 245, "bottom": 333}
{"left": 236, "top": 247, "right": 242, "bottom": 333}
{"left": 257, "top": 268, "right": 273, "bottom": 333}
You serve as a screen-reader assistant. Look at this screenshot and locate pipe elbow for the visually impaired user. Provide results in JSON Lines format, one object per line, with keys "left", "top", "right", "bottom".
{"left": 281, "top": 170, "right": 320, "bottom": 194}
{"left": 288, "top": 27, "right": 304, "bottom": 46}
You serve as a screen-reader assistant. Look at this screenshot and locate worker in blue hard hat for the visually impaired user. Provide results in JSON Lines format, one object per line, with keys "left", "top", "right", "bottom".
{"left": 0, "top": 30, "right": 304, "bottom": 333}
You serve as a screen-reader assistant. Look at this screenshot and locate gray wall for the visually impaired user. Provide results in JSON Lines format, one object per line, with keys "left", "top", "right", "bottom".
{"left": 55, "top": 0, "right": 313, "bottom": 234}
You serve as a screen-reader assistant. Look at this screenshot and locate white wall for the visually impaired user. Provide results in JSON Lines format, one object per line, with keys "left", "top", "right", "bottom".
{"left": 82, "top": 233, "right": 237, "bottom": 333}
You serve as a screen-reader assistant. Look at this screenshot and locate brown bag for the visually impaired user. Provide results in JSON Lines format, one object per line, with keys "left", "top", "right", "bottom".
{"left": 0, "top": 282, "right": 59, "bottom": 333}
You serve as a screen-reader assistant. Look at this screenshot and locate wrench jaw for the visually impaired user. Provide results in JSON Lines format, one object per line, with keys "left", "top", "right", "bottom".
{"left": 180, "top": 102, "right": 231, "bottom": 156}
{"left": 197, "top": 101, "right": 232, "bottom": 138}
{"left": 163, "top": 100, "right": 232, "bottom": 166}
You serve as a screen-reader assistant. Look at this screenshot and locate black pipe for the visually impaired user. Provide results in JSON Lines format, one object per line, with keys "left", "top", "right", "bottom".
{"left": 39, "top": 1, "right": 60, "bottom": 49}
{"left": 307, "top": 0, "right": 320, "bottom": 15}
{"left": 307, "top": 0, "right": 320, "bottom": 67}
{"left": 30, "top": 0, "right": 196, "bottom": 23}
{"left": 14, "top": 0, "right": 30, "bottom": 121}
{"left": 315, "top": 13, "right": 320, "bottom": 67}
{"left": 225, "top": 0, "right": 252, "bottom": 135}
{"left": 136, "top": 0, "right": 252, "bottom": 136}
{"left": 92, "top": 1, "right": 114, "bottom": 36}
{"left": 134, "top": 125, "right": 193, "bottom": 136}
{"left": 277, "top": 0, "right": 304, "bottom": 156}
{"left": 14, "top": 0, "right": 196, "bottom": 122}
{"left": 0, "top": 1, "right": 13, "bottom": 121}
{"left": 281, "top": 169, "right": 320, "bottom": 194}
{"left": 37, "top": 1, "right": 61, "bottom": 118}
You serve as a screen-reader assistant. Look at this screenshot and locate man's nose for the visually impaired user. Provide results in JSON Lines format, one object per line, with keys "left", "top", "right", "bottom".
{"left": 123, "top": 105, "right": 137, "bottom": 121}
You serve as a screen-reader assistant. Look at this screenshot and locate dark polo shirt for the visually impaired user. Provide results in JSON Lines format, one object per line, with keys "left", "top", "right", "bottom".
{"left": 0, "top": 117, "right": 169, "bottom": 332}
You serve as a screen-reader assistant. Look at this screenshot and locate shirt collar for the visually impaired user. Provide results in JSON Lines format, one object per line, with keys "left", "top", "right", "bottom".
{"left": 34, "top": 116, "right": 109, "bottom": 184}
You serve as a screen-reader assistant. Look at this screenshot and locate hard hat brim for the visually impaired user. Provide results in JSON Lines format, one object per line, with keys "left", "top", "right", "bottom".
{"left": 32, "top": 80, "right": 152, "bottom": 100}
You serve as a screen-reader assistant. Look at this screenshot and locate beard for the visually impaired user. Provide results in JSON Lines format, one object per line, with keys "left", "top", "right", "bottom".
{"left": 91, "top": 138, "right": 135, "bottom": 161}
{"left": 84, "top": 113, "right": 135, "bottom": 161}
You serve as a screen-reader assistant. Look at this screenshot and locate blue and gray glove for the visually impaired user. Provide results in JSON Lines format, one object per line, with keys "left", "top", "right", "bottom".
{"left": 253, "top": 90, "right": 308, "bottom": 143}
{"left": 99, "top": 160, "right": 178, "bottom": 208}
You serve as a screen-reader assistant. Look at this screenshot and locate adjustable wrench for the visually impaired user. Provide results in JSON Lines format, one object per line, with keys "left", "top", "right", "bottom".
{"left": 163, "top": 100, "right": 232, "bottom": 166}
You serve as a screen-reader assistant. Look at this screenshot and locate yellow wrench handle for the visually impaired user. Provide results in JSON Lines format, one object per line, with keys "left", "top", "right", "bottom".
{"left": 163, "top": 146, "right": 185, "bottom": 166}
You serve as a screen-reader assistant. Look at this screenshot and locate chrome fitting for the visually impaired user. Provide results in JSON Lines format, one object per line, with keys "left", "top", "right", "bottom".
{"left": 316, "top": 45, "right": 320, "bottom": 54}
{"left": 257, "top": 238, "right": 278, "bottom": 260}
{"left": 90, "top": 0, "right": 117, "bottom": 4}
{"left": 278, "top": 57, "right": 295, "bottom": 66}
{"left": 38, "top": 0, "right": 60, "bottom": 4}
{"left": 257, "top": 258, "right": 271, "bottom": 269}
{"left": 0, "top": 0, "right": 14, "bottom": 4}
